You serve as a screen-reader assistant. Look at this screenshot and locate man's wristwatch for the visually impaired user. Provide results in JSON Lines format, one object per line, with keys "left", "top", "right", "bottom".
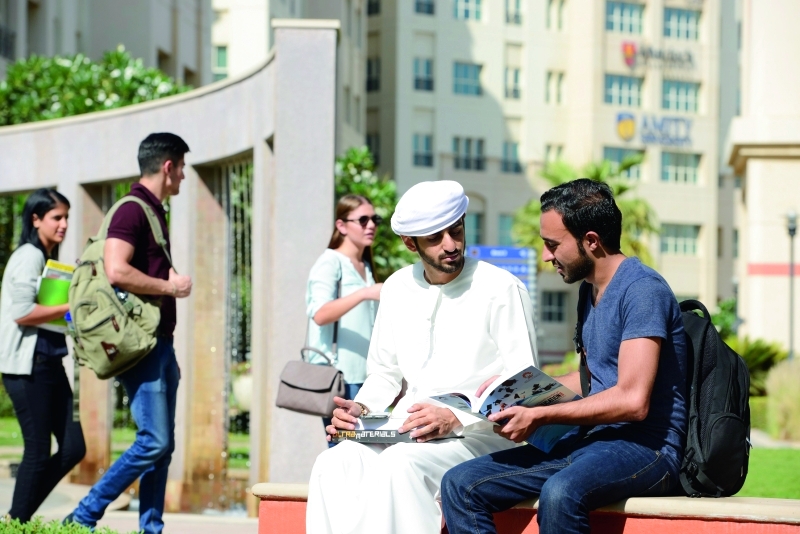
{"left": 355, "top": 402, "right": 369, "bottom": 417}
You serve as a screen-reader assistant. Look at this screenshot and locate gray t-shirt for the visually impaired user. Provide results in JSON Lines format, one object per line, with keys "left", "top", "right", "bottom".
{"left": 582, "top": 257, "right": 688, "bottom": 467}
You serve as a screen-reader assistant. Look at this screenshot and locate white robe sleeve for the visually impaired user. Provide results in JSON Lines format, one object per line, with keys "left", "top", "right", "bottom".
{"left": 353, "top": 302, "right": 403, "bottom": 411}
{"left": 490, "top": 280, "right": 540, "bottom": 373}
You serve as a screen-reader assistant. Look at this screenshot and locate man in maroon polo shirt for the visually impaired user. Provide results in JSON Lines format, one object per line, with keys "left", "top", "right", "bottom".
{"left": 67, "top": 133, "right": 193, "bottom": 534}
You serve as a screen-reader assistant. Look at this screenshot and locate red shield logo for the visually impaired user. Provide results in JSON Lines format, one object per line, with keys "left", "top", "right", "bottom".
{"left": 622, "top": 42, "right": 637, "bottom": 68}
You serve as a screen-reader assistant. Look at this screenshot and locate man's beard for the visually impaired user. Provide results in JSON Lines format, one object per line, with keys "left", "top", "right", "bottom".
{"left": 556, "top": 241, "right": 593, "bottom": 284}
{"left": 418, "top": 247, "right": 465, "bottom": 274}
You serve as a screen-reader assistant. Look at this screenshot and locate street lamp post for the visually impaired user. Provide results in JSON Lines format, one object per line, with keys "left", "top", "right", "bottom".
{"left": 789, "top": 210, "right": 797, "bottom": 361}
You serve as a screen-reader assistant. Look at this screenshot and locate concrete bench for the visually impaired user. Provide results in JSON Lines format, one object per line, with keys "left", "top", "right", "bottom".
{"left": 252, "top": 482, "right": 800, "bottom": 534}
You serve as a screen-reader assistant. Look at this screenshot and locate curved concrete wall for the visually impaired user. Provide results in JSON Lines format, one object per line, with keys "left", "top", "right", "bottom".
{"left": 0, "top": 19, "right": 339, "bottom": 511}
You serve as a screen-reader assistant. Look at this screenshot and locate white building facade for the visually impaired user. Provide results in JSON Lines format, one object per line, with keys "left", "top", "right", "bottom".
{"left": 0, "top": 0, "right": 212, "bottom": 85}
{"left": 211, "top": 0, "right": 366, "bottom": 152}
{"left": 366, "top": 0, "right": 726, "bottom": 359}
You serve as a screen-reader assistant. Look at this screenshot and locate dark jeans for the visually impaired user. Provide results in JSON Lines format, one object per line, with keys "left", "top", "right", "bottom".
{"left": 2, "top": 356, "right": 86, "bottom": 522}
{"left": 441, "top": 429, "right": 679, "bottom": 534}
{"left": 72, "top": 338, "right": 179, "bottom": 534}
{"left": 322, "top": 382, "right": 362, "bottom": 448}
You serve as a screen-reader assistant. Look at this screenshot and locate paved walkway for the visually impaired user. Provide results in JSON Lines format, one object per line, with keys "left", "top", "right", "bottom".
{"left": 750, "top": 428, "right": 800, "bottom": 449}
{"left": 0, "top": 479, "right": 257, "bottom": 533}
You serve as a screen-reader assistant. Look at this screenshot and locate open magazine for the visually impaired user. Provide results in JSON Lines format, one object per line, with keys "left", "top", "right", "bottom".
{"left": 333, "top": 366, "right": 581, "bottom": 450}
{"left": 429, "top": 365, "right": 581, "bottom": 452}
{"left": 36, "top": 259, "right": 74, "bottom": 333}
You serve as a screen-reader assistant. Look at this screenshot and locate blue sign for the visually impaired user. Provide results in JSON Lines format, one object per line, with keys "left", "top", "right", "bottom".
{"left": 615, "top": 113, "right": 692, "bottom": 148}
{"left": 467, "top": 246, "right": 531, "bottom": 260}
{"left": 467, "top": 246, "right": 535, "bottom": 291}
{"left": 640, "top": 115, "right": 692, "bottom": 147}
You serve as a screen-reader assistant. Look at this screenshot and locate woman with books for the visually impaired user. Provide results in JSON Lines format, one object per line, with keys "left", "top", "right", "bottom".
{"left": 306, "top": 194, "right": 383, "bottom": 445}
{"left": 0, "top": 189, "right": 85, "bottom": 523}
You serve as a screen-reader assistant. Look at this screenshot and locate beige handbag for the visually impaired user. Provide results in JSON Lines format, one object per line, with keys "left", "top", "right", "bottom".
{"left": 276, "top": 273, "right": 345, "bottom": 417}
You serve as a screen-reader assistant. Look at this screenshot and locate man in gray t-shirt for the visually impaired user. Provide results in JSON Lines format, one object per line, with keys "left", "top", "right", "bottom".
{"left": 441, "top": 179, "right": 688, "bottom": 534}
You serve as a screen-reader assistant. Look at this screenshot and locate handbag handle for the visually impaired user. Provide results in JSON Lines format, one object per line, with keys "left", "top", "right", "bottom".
{"left": 300, "top": 346, "right": 333, "bottom": 365}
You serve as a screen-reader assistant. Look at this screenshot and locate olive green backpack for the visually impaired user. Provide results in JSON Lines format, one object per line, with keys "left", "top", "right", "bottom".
{"left": 68, "top": 197, "right": 173, "bottom": 379}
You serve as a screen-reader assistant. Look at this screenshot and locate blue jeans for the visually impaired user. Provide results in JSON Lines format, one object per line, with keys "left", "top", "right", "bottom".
{"left": 441, "top": 429, "right": 679, "bottom": 534}
{"left": 323, "top": 382, "right": 362, "bottom": 448}
{"left": 72, "top": 339, "right": 179, "bottom": 534}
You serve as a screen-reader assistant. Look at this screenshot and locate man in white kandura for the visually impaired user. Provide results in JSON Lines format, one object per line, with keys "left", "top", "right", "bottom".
{"left": 306, "top": 180, "right": 539, "bottom": 534}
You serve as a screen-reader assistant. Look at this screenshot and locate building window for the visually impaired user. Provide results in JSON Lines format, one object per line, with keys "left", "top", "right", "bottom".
{"left": 454, "top": 62, "right": 482, "bottom": 96}
{"left": 502, "top": 142, "right": 523, "bottom": 173}
{"left": 547, "top": 0, "right": 566, "bottom": 30}
{"left": 414, "top": 58, "right": 434, "bottom": 91}
{"left": 605, "top": 1, "right": 643, "bottom": 34}
{"left": 367, "top": 58, "right": 380, "bottom": 92}
{"left": 542, "top": 291, "right": 566, "bottom": 322}
{"left": 367, "top": 0, "right": 380, "bottom": 16}
{"left": 661, "top": 152, "right": 700, "bottom": 184}
{"left": 454, "top": 0, "right": 482, "bottom": 20}
{"left": 663, "top": 80, "right": 699, "bottom": 112}
{"left": 733, "top": 228, "right": 739, "bottom": 258}
{"left": 499, "top": 215, "right": 515, "bottom": 246}
{"left": 545, "top": 144, "right": 563, "bottom": 164}
{"left": 506, "top": 0, "right": 522, "bottom": 24}
{"left": 212, "top": 45, "right": 228, "bottom": 81}
{"left": 603, "top": 147, "right": 643, "bottom": 180}
{"left": 660, "top": 224, "right": 700, "bottom": 256}
{"left": 366, "top": 133, "right": 380, "bottom": 166}
{"left": 505, "top": 67, "right": 521, "bottom": 99}
{"left": 416, "top": 0, "right": 435, "bottom": 14}
{"left": 453, "top": 137, "right": 485, "bottom": 170}
{"left": 604, "top": 74, "right": 642, "bottom": 107}
{"left": 465, "top": 213, "right": 484, "bottom": 245}
{"left": 413, "top": 134, "right": 434, "bottom": 167}
{"left": 546, "top": 71, "right": 565, "bottom": 104}
{"left": 664, "top": 7, "right": 699, "bottom": 40}
{"left": 717, "top": 226, "right": 723, "bottom": 258}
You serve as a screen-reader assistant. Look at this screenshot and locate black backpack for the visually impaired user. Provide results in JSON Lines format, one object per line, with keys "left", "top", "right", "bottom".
{"left": 574, "top": 285, "right": 751, "bottom": 498}
{"left": 677, "top": 300, "right": 750, "bottom": 497}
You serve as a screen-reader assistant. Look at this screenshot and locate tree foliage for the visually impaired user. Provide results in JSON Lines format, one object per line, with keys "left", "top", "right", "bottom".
{"left": 726, "top": 335, "right": 788, "bottom": 397}
{"left": 334, "top": 147, "right": 415, "bottom": 281}
{"left": 512, "top": 154, "right": 659, "bottom": 271}
{"left": 0, "top": 45, "right": 189, "bottom": 126}
{"left": 711, "top": 297, "right": 738, "bottom": 339}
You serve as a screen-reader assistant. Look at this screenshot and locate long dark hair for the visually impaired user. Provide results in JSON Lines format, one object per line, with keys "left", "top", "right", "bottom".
{"left": 19, "top": 188, "right": 71, "bottom": 259}
{"left": 327, "top": 194, "right": 375, "bottom": 276}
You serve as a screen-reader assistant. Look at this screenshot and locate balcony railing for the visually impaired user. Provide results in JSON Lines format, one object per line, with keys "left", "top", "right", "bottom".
{"left": 454, "top": 157, "right": 486, "bottom": 171}
{"left": 507, "top": 12, "right": 522, "bottom": 25}
{"left": 502, "top": 160, "right": 524, "bottom": 173}
{"left": 505, "top": 87, "right": 521, "bottom": 99}
{"left": 414, "top": 78, "right": 434, "bottom": 91}
{"left": 414, "top": 154, "right": 434, "bottom": 167}
{"left": 366, "top": 78, "right": 380, "bottom": 92}
{"left": 367, "top": 0, "right": 380, "bottom": 15}
{"left": 415, "top": 1, "right": 435, "bottom": 15}
{"left": 0, "top": 24, "right": 15, "bottom": 61}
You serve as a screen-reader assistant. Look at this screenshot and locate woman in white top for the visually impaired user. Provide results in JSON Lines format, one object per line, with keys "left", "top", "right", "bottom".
{"left": 0, "top": 189, "right": 86, "bottom": 522}
{"left": 306, "top": 195, "right": 383, "bottom": 444}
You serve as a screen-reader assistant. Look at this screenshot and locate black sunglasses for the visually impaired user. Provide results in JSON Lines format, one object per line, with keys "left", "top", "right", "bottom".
{"left": 343, "top": 215, "right": 383, "bottom": 227}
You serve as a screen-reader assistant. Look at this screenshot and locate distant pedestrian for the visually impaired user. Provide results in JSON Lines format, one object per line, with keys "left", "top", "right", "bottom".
{"left": 0, "top": 189, "right": 86, "bottom": 523}
{"left": 306, "top": 195, "right": 383, "bottom": 444}
{"left": 65, "top": 133, "right": 192, "bottom": 534}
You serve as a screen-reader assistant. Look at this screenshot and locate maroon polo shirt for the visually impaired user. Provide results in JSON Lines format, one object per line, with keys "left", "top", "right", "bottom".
{"left": 106, "top": 183, "right": 176, "bottom": 338}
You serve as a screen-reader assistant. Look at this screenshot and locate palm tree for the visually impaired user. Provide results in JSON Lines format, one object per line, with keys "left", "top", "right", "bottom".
{"left": 512, "top": 153, "right": 658, "bottom": 272}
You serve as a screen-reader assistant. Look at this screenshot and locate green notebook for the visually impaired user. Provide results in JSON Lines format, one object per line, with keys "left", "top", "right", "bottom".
{"left": 37, "top": 260, "right": 74, "bottom": 333}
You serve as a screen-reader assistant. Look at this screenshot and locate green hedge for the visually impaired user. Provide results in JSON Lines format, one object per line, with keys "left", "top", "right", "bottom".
{"left": 750, "top": 396, "right": 767, "bottom": 431}
{"left": 0, "top": 517, "right": 133, "bottom": 533}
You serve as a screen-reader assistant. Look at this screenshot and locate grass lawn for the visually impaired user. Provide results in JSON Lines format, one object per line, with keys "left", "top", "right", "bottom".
{"left": 738, "top": 448, "right": 800, "bottom": 499}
